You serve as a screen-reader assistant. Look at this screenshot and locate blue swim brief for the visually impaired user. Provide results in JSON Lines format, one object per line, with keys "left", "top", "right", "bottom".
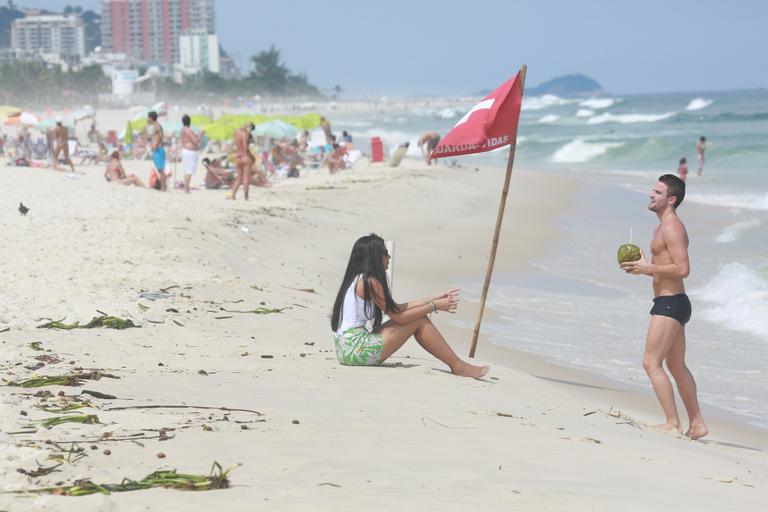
{"left": 152, "top": 147, "right": 166, "bottom": 171}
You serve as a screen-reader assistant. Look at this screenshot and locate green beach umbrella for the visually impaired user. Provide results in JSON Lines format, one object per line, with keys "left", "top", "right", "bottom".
{"left": 123, "top": 120, "right": 133, "bottom": 144}
{"left": 190, "top": 114, "right": 212, "bottom": 127}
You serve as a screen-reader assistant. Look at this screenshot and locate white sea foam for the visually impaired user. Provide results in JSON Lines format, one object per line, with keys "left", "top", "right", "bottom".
{"left": 538, "top": 114, "right": 559, "bottom": 123}
{"left": 522, "top": 94, "right": 577, "bottom": 111}
{"left": 337, "top": 120, "right": 374, "bottom": 127}
{"left": 686, "top": 191, "right": 768, "bottom": 211}
{"left": 437, "top": 108, "right": 459, "bottom": 119}
{"left": 693, "top": 262, "right": 768, "bottom": 340}
{"left": 686, "top": 98, "right": 713, "bottom": 110}
{"left": 351, "top": 128, "right": 423, "bottom": 156}
{"left": 551, "top": 139, "right": 625, "bottom": 163}
{"left": 579, "top": 97, "right": 617, "bottom": 109}
{"left": 587, "top": 112, "right": 676, "bottom": 124}
{"left": 575, "top": 109, "right": 594, "bottom": 117}
{"left": 715, "top": 219, "right": 762, "bottom": 243}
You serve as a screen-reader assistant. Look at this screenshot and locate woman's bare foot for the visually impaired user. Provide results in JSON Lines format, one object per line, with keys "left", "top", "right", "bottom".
{"left": 685, "top": 422, "right": 709, "bottom": 440}
{"left": 451, "top": 361, "right": 490, "bottom": 379}
{"left": 651, "top": 422, "right": 683, "bottom": 435}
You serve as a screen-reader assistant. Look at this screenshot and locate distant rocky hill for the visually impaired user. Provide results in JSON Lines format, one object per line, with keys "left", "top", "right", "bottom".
{"left": 527, "top": 74, "right": 604, "bottom": 97}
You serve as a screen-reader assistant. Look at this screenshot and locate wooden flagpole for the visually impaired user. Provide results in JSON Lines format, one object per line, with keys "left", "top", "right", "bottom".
{"left": 468, "top": 64, "right": 527, "bottom": 359}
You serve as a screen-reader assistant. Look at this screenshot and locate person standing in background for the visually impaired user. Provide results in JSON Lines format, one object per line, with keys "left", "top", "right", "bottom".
{"left": 696, "top": 136, "right": 706, "bottom": 175}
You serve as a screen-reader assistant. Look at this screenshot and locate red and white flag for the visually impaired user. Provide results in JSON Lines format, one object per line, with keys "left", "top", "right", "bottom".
{"left": 430, "top": 70, "right": 524, "bottom": 161}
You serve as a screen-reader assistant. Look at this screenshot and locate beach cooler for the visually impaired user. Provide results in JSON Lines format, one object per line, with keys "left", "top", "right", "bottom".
{"left": 370, "top": 137, "right": 384, "bottom": 163}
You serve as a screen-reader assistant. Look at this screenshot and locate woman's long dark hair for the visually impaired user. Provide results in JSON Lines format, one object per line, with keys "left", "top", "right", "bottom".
{"left": 331, "top": 234, "right": 400, "bottom": 332}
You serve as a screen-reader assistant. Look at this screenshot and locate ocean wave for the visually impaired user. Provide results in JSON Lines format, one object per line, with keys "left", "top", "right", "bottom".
{"left": 575, "top": 109, "right": 594, "bottom": 118}
{"left": 337, "top": 120, "right": 374, "bottom": 127}
{"left": 686, "top": 191, "right": 768, "bottom": 211}
{"left": 685, "top": 98, "right": 713, "bottom": 111}
{"left": 522, "top": 94, "right": 577, "bottom": 111}
{"left": 587, "top": 112, "right": 677, "bottom": 124}
{"left": 538, "top": 114, "right": 559, "bottom": 123}
{"left": 715, "top": 219, "right": 762, "bottom": 243}
{"left": 579, "top": 98, "right": 617, "bottom": 109}
{"left": 437, "top": 108, "right": 459, "bottom": 119}
{"left": 693, "top": 262, "right": 768, "bottom": 340}
{"left": 551, "top": 139, "right": 625, "bottom": 163}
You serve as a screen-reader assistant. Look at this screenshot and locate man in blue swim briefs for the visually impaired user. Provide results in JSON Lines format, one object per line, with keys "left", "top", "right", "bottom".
{"left": 620, "top": 174, "right": 708, "bottom": 440}
{"left": 147, "top": 111, "right": 166, "bottom": 191}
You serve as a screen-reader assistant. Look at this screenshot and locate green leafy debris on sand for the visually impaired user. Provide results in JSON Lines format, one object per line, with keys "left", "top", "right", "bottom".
{"left": 40, "top": 414, "right": 100, "bottom": 429}
{"left": 37, "top": 315, "right": 138, "bottom": 330}
{"left": 137, "top": 303, "right": 150, "bottom": 311}
{"left": 30, "top": 341, "right": 44, "bottom": 351}
{"left": 8, "top": 462, "right": 238, "bottom": 496}
{"left": 8, "top": 371, "right": 118, "bottom": 388}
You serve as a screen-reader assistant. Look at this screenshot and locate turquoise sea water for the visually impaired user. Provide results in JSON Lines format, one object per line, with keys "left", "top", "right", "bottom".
{"left": 334, "top": 88, "right": 768, "bottom": 427}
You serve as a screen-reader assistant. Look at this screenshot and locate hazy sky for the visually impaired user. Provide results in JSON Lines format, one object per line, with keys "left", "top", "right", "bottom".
{"left": 14, "top": 0, "right": 768, "bottom": 96}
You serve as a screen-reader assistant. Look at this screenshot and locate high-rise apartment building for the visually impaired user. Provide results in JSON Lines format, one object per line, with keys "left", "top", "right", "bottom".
{"left": 100, "top": 0, "right": 215, "bottom": 67}
{"left": 11, "top": 15, "right": 86, "bottom": 58}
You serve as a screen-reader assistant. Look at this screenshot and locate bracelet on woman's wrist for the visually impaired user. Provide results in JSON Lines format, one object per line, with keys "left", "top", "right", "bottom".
{"left": 430, "top": 302, "right": 437, "bottom": 314}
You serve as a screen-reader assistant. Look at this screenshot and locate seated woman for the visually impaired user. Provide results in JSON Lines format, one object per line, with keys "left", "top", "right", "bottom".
{"left": 104, "top": 151, "right": 145, "bottom": 187}
{"left": 202, "top": 157, "right": 235, "bottom": 189}
{"left": 331, "top": 234, "right": 489, "bottom": 377}
{"left": 326, "top": 143, "right": 347, "bottom": 174}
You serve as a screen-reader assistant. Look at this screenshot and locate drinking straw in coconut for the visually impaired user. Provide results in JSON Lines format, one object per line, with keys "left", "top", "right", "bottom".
{"left": 629, "top": 228, "right": 633, "bottom": 244}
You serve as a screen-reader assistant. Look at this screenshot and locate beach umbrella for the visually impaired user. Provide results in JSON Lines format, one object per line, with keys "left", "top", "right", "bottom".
{"left": 130, "top": 117, "right": 148, "bottom": 133}
{"left": 190, "top": 114, "right": 212, "bottom": 127}
{"left": 123, "top": 121, "right": 133, "bottom": 144}
{"left": 161, "top": 120, "right": 183, "bottom": 136}
{"left": 253, "top": 120, "right": 299, "bottom": 139}
{"left": 36, "top": 117, "right": 75, "bottom": 131}
{"left": 0, "top": 105, "right": 21, "bottom": 117}
{"left": 299, "top": 113, "right": 322, "bottom": 129}
{"left": 20, "top": 112, "right": 39, "bottom": 125}
{"left": 201, "top": 120, "right": 236, "bottom": 141}
{"left": 248, "top": 114, "right": 270, "bottom": 126}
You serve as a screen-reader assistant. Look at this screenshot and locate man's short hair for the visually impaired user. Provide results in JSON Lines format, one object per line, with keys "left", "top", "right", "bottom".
{"left": 148, "top": 111, "right": 158, "bottom": 121}
{"left": 700, "top": 136, "right": 706, "bottom": 142}
{"left": 659, "top": 174, "right": 685, "bottom": 208}
{"left": 182, "top": 114, "right": 191, "bottom": 127}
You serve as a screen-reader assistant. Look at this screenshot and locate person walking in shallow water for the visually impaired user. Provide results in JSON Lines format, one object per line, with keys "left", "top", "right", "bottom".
{"left": 620, "top": 174, "right": 708, "bottom": 440}
{"left": 331, "top": 234, "right": 489, "bottom": 378}
{"left": 696, "top": 136, "right": 706, "bottom": 175}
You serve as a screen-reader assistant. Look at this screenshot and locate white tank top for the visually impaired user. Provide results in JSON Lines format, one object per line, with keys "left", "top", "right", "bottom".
{"left": 336, "top": 275, "right": 375, "bottom": 335}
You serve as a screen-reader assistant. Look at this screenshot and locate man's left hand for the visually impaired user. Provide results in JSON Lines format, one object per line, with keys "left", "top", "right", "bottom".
{"left": 620, "top": 251, "right": 650, "bottom": 275}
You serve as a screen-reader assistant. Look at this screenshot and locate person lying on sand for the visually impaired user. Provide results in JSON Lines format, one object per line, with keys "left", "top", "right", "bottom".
{"left": 331, "top": 234, "right": 489, "bottom": 378}
{"left": 104, "top": 151, "right": 145, "bottom": 187}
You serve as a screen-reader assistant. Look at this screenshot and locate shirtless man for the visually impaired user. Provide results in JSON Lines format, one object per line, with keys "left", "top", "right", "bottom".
{"left": 418, "top": 131, "right": 441, "bottom": 165}
{"left": 180, "top": 114, "right": 205, "bottom": 194}
{"left": 104, "top": 151, "right": 145, "bottom": 187}
{"left": 147, "top": 111, "right": 167, "bottom": 191}
{"left": 696, "top": 136, "right": 706, "bottom": 175}
{"left": 51, "top": 117, "right": 76, "bottom": 173}
{"left": 620, "top": 174, "right": 708, "bottom": 440}
{"left": 230, "top": 122, "right": 255, "bottom": 200}
{"left": 320, "top": 117, "right": 333, "bottom": 145}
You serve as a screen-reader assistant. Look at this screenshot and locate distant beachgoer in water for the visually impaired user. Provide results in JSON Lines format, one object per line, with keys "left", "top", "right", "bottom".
{"left": 620, "top": 174, "right": 708, "bottom": 440}
{"left": 51, "top": 117, "right": 76, "bottom": 173}
{"left": 418, "top": 131, "right": 441, "bottom": 165}
{"left": 331, "top": 233, "right": 489, "bottom": 378}
{"left": 696, "top": 136, "right": 706, "bottom": 175}
{"left": 677, "top": 157, "right": 688, "bottom": 182}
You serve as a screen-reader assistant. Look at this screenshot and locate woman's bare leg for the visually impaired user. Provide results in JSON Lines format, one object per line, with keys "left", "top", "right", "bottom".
{"left": 230, "top": 161, "right": 244, "bottom": 199}
{"left": 379, "top": 317, "right": 489, "bottom": 378}
{"left": 243, "top": 160, "right": 252, "bottom": 200}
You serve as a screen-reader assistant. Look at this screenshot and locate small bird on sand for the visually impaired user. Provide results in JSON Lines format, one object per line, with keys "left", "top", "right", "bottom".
{"left": 18, "top": 203, "right": 29, "bottom": 216}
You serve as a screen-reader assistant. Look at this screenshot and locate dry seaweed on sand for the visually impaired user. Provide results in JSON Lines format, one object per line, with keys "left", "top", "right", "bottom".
{"left": 8, "top": 371, "right": 118, "bottom": 388}
{"left": 36, "top": 401, "right": 96, "bottom": 414}
{"left": 221, "top": 306, "right": 288, "bottom": 315}
{"left": 39, "top": 414, "right": 100, "bottom": 429}
{"left": 29, "top": 341, "right": 44, "bottom": 351}
{"left": 37, "top": 314, "right": 138, "bottom": 330}
{"left": 17, "top": 463, "right": 63, "bottom": 478}
{"left": 8, "top": 462, "right": 238, "bottom": 496}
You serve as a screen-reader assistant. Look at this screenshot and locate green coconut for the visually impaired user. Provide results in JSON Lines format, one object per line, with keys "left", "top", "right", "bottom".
{"left": 617, "top": 243, "right": 641, "bottom": 264}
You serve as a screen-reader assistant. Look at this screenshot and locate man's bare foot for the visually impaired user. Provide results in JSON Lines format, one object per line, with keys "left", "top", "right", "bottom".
{"left": 651, "top": 422, "right": 683, "bottom": 435}
{"left": 685, "top": 422, "right": 709, "bottom": 441}
{"left": 451, "top": 361, "right": 490, "bottom": 379}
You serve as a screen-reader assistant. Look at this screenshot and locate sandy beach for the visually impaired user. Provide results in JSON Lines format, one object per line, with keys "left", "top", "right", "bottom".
{"left": 1, "top": 128, "right": 767, "bottom": 512}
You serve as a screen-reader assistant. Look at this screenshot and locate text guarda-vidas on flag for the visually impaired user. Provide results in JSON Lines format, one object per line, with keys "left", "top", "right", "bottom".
{"left": 430, "top": 70, "right": 524, "bottom": 161}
